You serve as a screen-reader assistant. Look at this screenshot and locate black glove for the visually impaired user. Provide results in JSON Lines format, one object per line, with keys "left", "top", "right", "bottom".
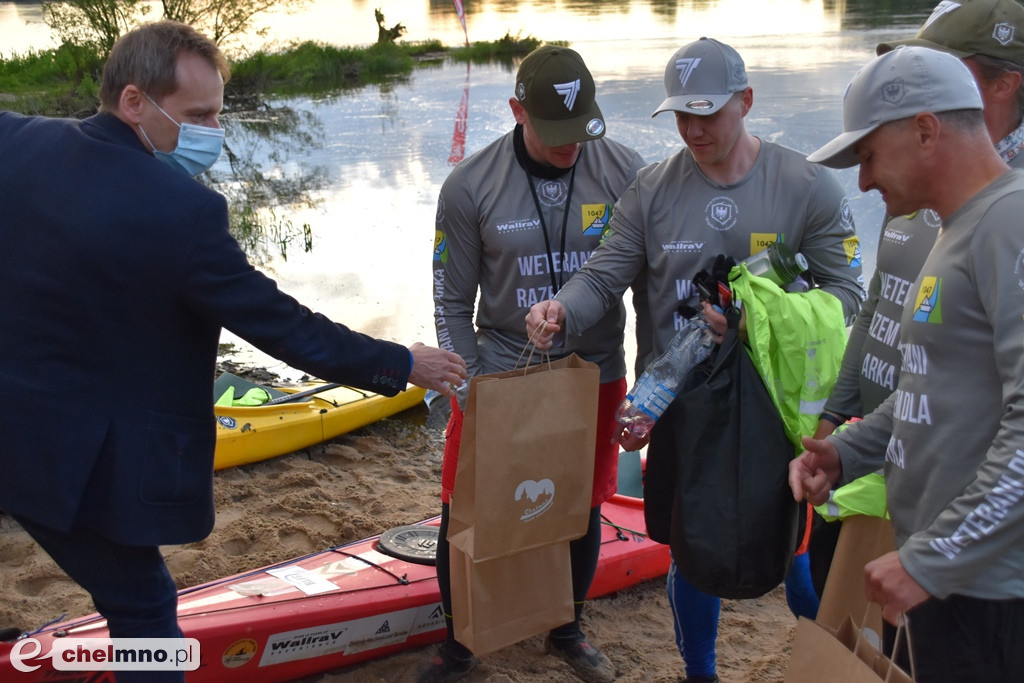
{"left": 692, "top": 254, "right": 736, "bottom": 310}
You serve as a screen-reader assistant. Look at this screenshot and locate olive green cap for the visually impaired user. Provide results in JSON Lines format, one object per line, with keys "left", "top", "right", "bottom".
{"left": 514, "top": 45, "right": 605, "bottom": 146}
{"left": 877, "top": 0, "right": 1024, "bottom": 63}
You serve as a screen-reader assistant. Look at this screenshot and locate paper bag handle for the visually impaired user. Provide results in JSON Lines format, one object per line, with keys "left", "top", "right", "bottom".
{"left": 888, "top": 613, "right": 915, "bottom": 682}
{"left": 860, "top": 605, "right": 916, "bottom": 682}
{"left": 517, "top": 320, "right": 554, "bottom": 372}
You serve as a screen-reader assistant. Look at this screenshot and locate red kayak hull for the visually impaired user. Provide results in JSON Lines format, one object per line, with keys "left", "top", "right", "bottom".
{"left": 0, "top": 493, "right": 667, "bottom": 682}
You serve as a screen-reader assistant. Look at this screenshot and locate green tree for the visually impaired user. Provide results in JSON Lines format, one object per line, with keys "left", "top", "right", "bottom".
{"left": 42, "top": 0, "right": 307, "bottom": 56}
{"left": 161, "top": 0, "right": 308, "bottom": 47}
{"left": 43, "top": 0, "right": 150, "bottom": 57}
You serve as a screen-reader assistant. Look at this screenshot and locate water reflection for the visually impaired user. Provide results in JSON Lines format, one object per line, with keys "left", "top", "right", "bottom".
{"left": 214, "top": 8, "right": 933, "bottom": 378}
{"left": 0, "top": 1, "right": 939, "bottom": 56}
{"left": 0, "top": 1, "right": 938, "bottom": 379}
{"left": 216, "top": 104, "right": 328, "bottom": 265}
{"left": 448, "top": 62, "right": 471, "bottom": 164}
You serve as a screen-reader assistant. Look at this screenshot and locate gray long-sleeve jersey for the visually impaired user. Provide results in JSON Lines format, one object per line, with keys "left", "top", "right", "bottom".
{"left": 832, "top": 170, "right": 1024, "bottom": 600}
{"left": 825, "top": 210, "right": 942, "bottom": 417}
{"left": 433, "top": 130, "right": 645, "bottom": 383}
{"left": 555, "top": 141, "right": 864, "bottom": 364}
{"left": 827, "top": 144, "right": 1024, "bottom": 418}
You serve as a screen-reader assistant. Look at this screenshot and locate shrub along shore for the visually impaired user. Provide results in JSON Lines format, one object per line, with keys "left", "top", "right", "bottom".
{"left": 0, "top": 31, "right": 547, "bottom": 118}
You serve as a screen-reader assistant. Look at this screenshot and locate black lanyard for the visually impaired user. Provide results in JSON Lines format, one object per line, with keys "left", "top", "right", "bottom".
{"left": 525, "top": 162, "right": 577, "bottom": 295}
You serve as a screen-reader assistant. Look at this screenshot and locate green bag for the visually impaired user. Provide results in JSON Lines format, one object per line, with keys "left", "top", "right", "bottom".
{"left": 730, "top": 266, "right": 848, "bottom": 451}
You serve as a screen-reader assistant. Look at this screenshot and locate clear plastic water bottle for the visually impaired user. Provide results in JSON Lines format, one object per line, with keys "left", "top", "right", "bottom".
{"left": 615, "top": 315, "right": 716, "bottom": 439}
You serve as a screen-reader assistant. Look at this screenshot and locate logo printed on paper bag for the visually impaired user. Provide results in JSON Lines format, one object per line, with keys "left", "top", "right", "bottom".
{"left": 515, "top": 478, "right": 555, "bottom": 521}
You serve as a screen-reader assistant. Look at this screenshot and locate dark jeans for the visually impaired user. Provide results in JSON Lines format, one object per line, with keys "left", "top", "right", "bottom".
{"left": 13, "top": 514, "right": 183, "bottom": 682}
{"left": 883, "top": 592, "right": 1024, "bottom": 683}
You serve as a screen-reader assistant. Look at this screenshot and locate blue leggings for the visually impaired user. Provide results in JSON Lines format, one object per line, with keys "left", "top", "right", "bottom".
{"left": 667, "top": 551, "right": 819, "bottom": 678}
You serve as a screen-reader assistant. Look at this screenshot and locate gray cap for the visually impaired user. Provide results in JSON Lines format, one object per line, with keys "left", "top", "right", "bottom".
{"left": 652, "top": 37, "right": 748, "bottom": 117}
{"left": 807, "top": 46, "right": 983, "bottom": 169}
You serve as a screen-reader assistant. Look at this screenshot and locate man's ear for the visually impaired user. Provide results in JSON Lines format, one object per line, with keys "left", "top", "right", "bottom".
{"left": 990, "top": 68, "right": 1022, "bottom": 105}
{"left": 739, "top": 87, "right": 754, "bottom": 116}
{"left": 119, "top": 85, "right": 145, "bottom": 124}
{"left": 509, "top": 97, "right": 528, "bottom": 125}
{"left": 912, "top": 111, "right": 942, "bottom": 155}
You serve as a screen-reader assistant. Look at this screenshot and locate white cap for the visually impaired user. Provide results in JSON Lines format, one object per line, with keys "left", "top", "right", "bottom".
{"left": 807, "top": 46, "right": 983, "bottom": 169}
{"left": 652, "top": 37, "right": 748, "bottom": 117}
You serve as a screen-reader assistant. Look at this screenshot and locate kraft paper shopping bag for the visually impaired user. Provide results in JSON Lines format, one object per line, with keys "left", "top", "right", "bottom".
{"left": 448, "top": 353, "right": 599, "bottom": 561}
{"left": 449, "top": 541, "right": 574, "bottom": 655}
{"left": 817, "top": 515, "right": 895, "bottom": 641}
{"left": 786, "top": 612, "right": 913, "bottom": 683}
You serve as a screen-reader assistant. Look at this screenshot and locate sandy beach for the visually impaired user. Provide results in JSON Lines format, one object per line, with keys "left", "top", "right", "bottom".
{"left": 0, "top": 369, "right": 797, "bottom": 682}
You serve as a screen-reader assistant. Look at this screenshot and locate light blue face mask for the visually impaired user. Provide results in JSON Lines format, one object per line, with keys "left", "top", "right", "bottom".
{"left": 139, "top": 94, "right": 225, "bottom": 177}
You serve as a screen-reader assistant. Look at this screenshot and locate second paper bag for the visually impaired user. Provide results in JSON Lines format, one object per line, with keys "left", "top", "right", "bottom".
{"left": 448, "top": 353, "right": 599, "bottom": 561}
{"left": 450, "top": 542, "right": 574, "bottom": 655}
{"left": 786, "top": 614, "right": 913, "bottom": 683}
{"left": 817, "top": 515, "right": 895, "bottom": 641}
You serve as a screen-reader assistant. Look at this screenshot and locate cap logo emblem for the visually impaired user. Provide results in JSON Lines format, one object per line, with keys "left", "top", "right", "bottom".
{"left": 881, "top": 78, "right": 905, "bottom": 105}
{"left": 675, "top": 57, "right": 702, "bottom": 88}
{"left": 686, "top": 99, "right": 715, "bottom": 110}
{"left": 586, "top": 118, "right": 605, "bottom": 136}
{"left": 516, "top": 82, "right": 526, "bottom": 101}
{"left": 994, "top": 22, "right": 1015, "bottom": 46}
{"left": 553, "top": 78, "right": 581, "bottom": 111}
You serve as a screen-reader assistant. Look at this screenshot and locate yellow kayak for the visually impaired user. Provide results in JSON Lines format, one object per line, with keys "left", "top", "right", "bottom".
{"left": 213, "top": 373, "right": 426, "bottom": 470}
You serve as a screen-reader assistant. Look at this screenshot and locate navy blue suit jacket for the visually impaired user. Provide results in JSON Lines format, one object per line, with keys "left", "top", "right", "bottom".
{"left": 0, "top": 112, "right": 412, "bottom": 545}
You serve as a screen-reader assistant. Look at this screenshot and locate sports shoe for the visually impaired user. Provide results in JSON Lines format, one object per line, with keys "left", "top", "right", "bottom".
{"left": 415, "top": 645, "right": 479, "bottom": 683}
{"left": 545, "top": 633, "right": 617, "bottom": 683}
{"left": 681, "top": 675, "right": 719, "bottom": 683}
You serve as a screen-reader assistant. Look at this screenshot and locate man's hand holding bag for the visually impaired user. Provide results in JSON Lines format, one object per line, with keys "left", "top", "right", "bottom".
{"left": 447, "top": 353, "right": 600, "bottom": 561}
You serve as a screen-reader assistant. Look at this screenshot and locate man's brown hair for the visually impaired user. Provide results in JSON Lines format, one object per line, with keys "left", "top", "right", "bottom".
{"left": 98, "top": 20, "right": 230, "bottom": 113}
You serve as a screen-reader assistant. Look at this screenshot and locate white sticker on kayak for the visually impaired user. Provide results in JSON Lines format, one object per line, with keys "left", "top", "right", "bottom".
{"left": 266, "top": 566, "right": 340, "bottom": 595}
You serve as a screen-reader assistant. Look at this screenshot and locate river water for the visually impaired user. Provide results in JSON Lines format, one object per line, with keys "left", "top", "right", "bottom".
{"left": 0, "top": 0, "right": 937, "bottom": 380}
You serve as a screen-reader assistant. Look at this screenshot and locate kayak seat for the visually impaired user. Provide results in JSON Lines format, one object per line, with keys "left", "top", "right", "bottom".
{"left": 213, "top": 372, "right": 288, "bottom": 404}
{"left": 617, "top": 450, "right": 644, "bottom": 499}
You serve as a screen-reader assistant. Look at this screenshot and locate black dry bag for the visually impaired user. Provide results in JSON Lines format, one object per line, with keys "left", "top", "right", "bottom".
{"left": 644, "top": 326, "right": 798, "bottom": 599}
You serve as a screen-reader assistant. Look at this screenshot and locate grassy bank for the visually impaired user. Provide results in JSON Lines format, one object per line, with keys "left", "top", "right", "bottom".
{"left": 0, "top": 30, "right": 548, "bottom": 262}
{"left": 0, "top": 31, "right": 546, "bottom": 117}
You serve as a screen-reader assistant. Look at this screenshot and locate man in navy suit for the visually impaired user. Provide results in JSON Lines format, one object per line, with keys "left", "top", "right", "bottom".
{"left": 0, "top": 20, "right": 465, "bottom": 679}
